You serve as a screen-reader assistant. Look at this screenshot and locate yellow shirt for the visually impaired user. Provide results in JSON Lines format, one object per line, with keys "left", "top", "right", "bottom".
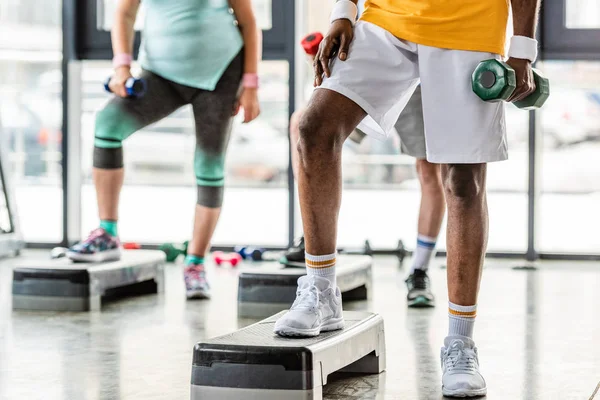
{"left": 361, "top": 0, "right": 509, "bottom": 56}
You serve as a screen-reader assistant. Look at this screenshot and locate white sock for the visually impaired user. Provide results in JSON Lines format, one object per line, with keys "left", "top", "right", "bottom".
{"left": 410, "top": 234, "right": 437, "bottom": 273}
{"left": 305, "top": 252, "right": 336, "bottom": 287}
{"left": 448, "top": 302, "right": 477, "bottom": 339}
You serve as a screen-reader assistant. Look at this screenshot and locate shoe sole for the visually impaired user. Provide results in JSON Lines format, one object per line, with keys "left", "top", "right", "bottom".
{"left": 186, "top": 290, "right": 211, "bottom": 300}
{"left": 278, "top": 257, "right": 306, "bottom": 268}
{"left": 274, "top": 317, "right": 345, "bottom": 337}
{"left": 408, "top": 295, "right": 435, "bottom": 308}
{"left": 67, "top": 249, "right": 122, "bottom": 263}
{"left": 442, "top": 387, "right": 487, "bottom": 397}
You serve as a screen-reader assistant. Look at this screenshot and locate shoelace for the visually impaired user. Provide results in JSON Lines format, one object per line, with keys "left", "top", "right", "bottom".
{"left": 409, "top": 270, "right": 429, "bottom": 290}
{"left": 444, "top": 340, "right": 477, "bottom": 372}
{"left": 291, "top": 282, "right": 319, "bottom": 310}
{"left": 185, "top": 266, "right": 206, "bottom": 285}
{"left": 80, "top": 228, "right": 106, "bottom": 248}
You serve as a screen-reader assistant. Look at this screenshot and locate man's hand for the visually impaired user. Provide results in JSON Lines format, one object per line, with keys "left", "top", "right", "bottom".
{"left": 505, "top": 58, "right": 536, "bottom": 103}
{"left": 314, "top": 19, "right": 354, "bottom": 87}
{"left": 237, "top": 88, "right": 260, "bottom": 123}
{"left": 109, "top": 66, "right": 133, "bottom": 98}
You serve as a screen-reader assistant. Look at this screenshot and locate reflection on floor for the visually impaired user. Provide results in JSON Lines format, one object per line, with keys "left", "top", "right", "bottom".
{"left": 1, "top": 252, "right": 599, "bottom": 400}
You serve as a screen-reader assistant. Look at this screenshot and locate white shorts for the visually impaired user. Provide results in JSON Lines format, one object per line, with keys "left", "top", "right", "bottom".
{"left": 320, "top": 21, "right": 508, "bottom": 164}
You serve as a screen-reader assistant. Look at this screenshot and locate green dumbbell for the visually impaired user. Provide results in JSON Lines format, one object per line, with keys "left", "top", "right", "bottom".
{"left": 472, "top": 59, "right": 550, "bottom": 110}
{"left": 159, "top": 241, "right": 189, "bottom": 263}
{"left": 514, "top": 69, "right": 550, "bottom": 110}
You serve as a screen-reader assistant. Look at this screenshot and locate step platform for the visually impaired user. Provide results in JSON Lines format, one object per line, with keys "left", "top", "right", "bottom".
{"left": 238, "top": 255, "right": 372, "bottom": 318}
{"left": 12, "top": 250, "right": 165, "bottom": 311}
{"left": 191, "top": 310, "right": 385, "bottom": 400}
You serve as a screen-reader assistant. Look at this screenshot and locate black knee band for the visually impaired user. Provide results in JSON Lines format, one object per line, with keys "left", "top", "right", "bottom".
{"left": 197, "top": 185, "right": 224, "bottom": 208}
{"left": 93, "top": 146, "right": 124, "bottom": 169}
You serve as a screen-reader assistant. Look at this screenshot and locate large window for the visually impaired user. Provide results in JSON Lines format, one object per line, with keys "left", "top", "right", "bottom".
{"left": 0, "top": 0, "right": 62, "bottom": 243}
{"left": 539, "top": 61, "right": 600, "bottom": 253}
{"left": 79, "top": 60, "right": 290, "bottom": 246}
{"left": 566, "top": 0, "right": 600, "bottom": 29}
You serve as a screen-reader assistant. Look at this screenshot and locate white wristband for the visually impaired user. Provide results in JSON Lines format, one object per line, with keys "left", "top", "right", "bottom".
{"left": 508, "top": 35, "right": 538, "bottom": 63}
{"left": 330, "top": 0, "right": 358, "bottom": 26}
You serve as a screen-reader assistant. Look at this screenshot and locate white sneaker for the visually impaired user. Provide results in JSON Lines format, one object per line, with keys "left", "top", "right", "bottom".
{"left": 441, "top": 336, "right": 487, "bottom": 397}
{"left": 273, "top": 275, "right": 344, "bottom": 337}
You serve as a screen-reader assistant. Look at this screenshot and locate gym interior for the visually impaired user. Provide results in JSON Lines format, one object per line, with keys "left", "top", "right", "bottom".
{"left": 1, "top": 0, "right": 600, "bottom": 399}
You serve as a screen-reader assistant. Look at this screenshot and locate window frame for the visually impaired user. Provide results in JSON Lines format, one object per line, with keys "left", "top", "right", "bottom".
{"left": 542, "top": 0, "right": 600, "bottom": 60}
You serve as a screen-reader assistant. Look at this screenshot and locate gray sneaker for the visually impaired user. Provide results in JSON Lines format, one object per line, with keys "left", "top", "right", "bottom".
{"left": 441, "top": 336, "right": 487, "bottom": 397}
{"left": 274, "top": 275, "right": 344, "bottom": 337}
{"left": 405, "top": 269, "right": 435, "bottom": 307}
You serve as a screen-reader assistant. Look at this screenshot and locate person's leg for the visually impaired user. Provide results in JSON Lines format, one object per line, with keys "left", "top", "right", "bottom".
{"left": 298, "top": 90, "right": 366, "bottom": 257}
{"left": 413, "top": 159, "right": 445, "bottom": 271}
{"left": 403, "top": 159, "right": 446, "bottom": 306}
{"left": 282, "top": 110, "right": 369, "bottom": 266}
{"left": 395, "top": 86, "right": 445, "bottom": 306}
{"left": 418, "top": 43, "right": 506, "bottom": 397}
{"left": 275, "top": 20, "right": 420, "bottom": 337}
{"left": 68, "top": 71, "right": 186, "bottom": 262}
{"left": 443, "top": 163, "right": 487, "bottom": 330}
{"left": 184, "top": 52, "right": 243, "bottom": 299}
{"left": 274, "top": 88, "right": 366, "bottom": 336}
{"left": 440, "top": 164, "right": 488, "bottom": 395}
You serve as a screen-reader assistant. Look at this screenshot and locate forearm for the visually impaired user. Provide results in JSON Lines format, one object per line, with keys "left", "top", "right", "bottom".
{"left": 111, "top": 0, "right": 140, "bottom": 56}
{"left": 511, "top": 0, "right": 541, "bottom": 38}
{"left": 229, "top": 0, "right": 261, "bottom": 74}
{"left": 240, "top": 19, "right": 261, "bottom": 74}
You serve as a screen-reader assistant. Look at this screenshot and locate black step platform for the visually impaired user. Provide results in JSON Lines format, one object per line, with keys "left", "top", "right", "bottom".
{"left": 12, "top": 250, "right": 165, "bottom": 311}
{"left": 191, "top": 310, "right": 385, "bottom": 400}
{"left": 237, "top": 255, "right": 372, "bottom": 318}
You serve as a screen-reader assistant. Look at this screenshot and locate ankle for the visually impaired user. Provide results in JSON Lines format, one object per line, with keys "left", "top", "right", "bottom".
{"left": 185, "top": 254, "right": 205, "bottom": 266}
{"left": 305, "top": 251, "right": 337, "bottom": 287}
{"left": 99, "top": 220, "right": 118, "bottom": 237}
{"left": 448, "top": 302, "right": 476, "bottom": 339}
{"left": 410, "top": 234, "right": 437, "bottom": 273}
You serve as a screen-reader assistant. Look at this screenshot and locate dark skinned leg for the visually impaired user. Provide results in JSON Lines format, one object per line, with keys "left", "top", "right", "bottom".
{"left": 442, "top": 163, "right": 488, "bottom": 306}
{"left": 297, "top": 89, "right": 367, "bottom": 256}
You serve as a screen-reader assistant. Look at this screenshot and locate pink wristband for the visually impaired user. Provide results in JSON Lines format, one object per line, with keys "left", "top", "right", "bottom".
{"left": 112, "top": 53, "right": 133, "bottom": 69}
{"left": 242, "top": 73, "right": 259, "bottom": 89}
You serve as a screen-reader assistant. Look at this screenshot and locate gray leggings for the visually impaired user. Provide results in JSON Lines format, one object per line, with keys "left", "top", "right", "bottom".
{"left": 94, "top": 51, "right": 243, "bottom": 207}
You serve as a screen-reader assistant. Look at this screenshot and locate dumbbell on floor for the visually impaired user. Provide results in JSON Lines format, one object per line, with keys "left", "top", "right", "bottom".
{"left": 339, "top": 240, "right": 373, "bottom": 256}
{"left": 159, "top": 241, "right": 188, "bottom": 263}
{"left": 213, "top": 251, "right": 242, "bottom": 267}
{"left": 472, "top": 59, "right": 550, "bottom": 109}
{"left": 234, "top": 246, "right": 266, "bottom": 261}
{"left": 394, "top": 240, "right": 407, "bottom": 264}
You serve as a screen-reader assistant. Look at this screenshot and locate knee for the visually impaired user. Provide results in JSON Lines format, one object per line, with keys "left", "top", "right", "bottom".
{"left": 290, "top": 108, "right": 304, "bottom": 145}
{"left": 443, "top": 164, "right": 486, "bottom": 202}
{"left": 296, "top": 109, "right": 344, "bottom": 162}
{"left": 416, "top": 159, "right": 442, "bottom": 190}
{"left": 94, "top": 106, "right": 133, "bottom": 149}
{"left": 195, "top": 149, "right": 225, "bottom": 187}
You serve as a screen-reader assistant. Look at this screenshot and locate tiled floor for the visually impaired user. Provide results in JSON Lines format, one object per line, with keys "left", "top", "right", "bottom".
{"left": 1, "top": 252, "right": 599, "bottom": 400}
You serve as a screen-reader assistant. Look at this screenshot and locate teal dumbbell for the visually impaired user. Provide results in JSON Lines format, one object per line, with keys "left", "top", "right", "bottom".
{"left": 159, "top": 241, "right": 189, "bottom": 263}
{"left": 472, "top": 59, "right": 550, "bottom": 110}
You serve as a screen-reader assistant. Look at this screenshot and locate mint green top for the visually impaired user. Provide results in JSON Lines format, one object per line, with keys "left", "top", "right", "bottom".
{"left": 138, "top": 0, "right": 243, "bottom": 90}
